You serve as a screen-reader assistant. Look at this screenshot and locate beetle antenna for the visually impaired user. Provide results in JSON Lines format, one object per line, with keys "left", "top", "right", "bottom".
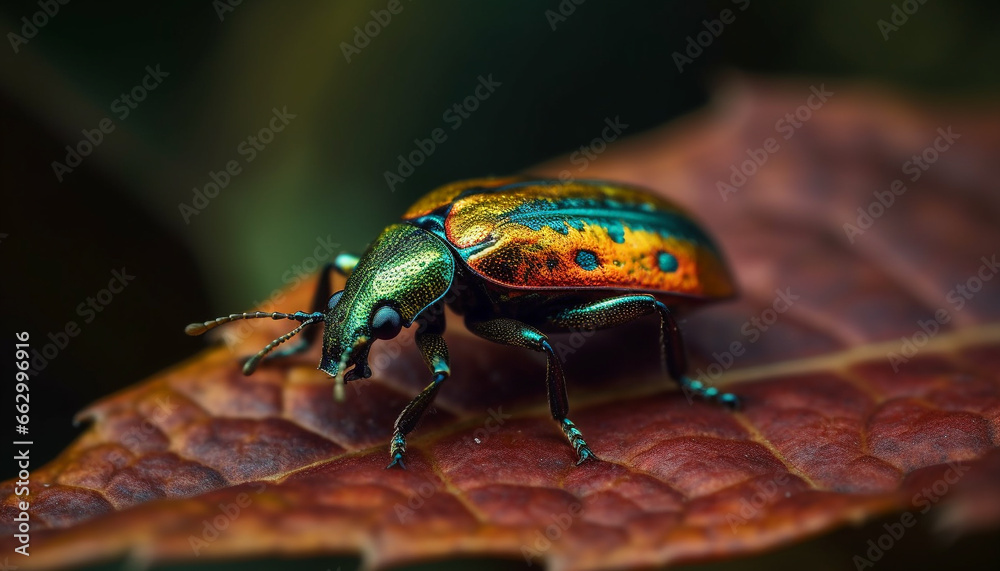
{"left": 241, "top": 317, "right": 322, "bottom": 375}
{"left": 184, "top": 311, "right": 325, "bottom": 336}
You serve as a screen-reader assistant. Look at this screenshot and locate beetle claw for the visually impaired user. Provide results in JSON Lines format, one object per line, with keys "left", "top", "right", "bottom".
{"left": 575, "top": 446, "right": 599, "bottom": 465}
{"left": 679, "top": 376, "right": 743, "bottom": 411}
{"left": 560, "top": 418, "right": 598, "bottom": 466}
{"left": 387, "top": 431, "right": 407, "bottom": 469}
{"left": 718, "top": 392, "right": 743, "bottom": 410}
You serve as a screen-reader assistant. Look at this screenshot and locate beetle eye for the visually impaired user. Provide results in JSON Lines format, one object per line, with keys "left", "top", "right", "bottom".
{"left": 370, "top": 305, "right": 403, "bottom": 340}
{"left": 327, "top": 290, "right": 345, "bottom": 310}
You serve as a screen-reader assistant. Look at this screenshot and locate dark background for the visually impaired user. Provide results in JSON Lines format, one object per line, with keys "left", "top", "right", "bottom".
{"left": 1, "top": 0, "right": 998, "bottom": 568}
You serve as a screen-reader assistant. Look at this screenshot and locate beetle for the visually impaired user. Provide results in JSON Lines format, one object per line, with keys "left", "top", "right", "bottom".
{"left": 185, "top": 177, "right": 741, "bottom": 468}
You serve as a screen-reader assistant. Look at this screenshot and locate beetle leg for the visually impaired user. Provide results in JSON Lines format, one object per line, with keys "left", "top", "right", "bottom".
{"left": 465, "top": 316, "right": 597, "bottom": 465}
{"left": 256, "top": 254, "right": 361, "bottom": 363}
{"left": 544, "top": 294, "right": 742, "bottom": 409}
{"left": 387, "top": 304, "right": 450, "bottom": 469}
{"left": 256, "top": 261, "right": 338, "bottom": 362}
{"left": 333, "top": 252, "right": 360, "bottom": 277}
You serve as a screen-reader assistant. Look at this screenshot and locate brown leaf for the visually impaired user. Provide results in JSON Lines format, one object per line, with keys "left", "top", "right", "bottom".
{"left": 4, "top": 77, "right": 1000, "bottom": 570}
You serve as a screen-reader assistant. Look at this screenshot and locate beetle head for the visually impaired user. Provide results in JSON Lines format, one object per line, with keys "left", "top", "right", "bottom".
{"left": 184, "top": 224, "right": 454, "bottom": 399}
{"left": 319, "top": 224, "right": 455, "bottom": 394}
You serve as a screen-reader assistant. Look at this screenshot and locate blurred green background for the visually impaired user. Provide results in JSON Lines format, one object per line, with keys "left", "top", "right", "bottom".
{"left": 1, "top": 1, "right": 998, "bottom": 567}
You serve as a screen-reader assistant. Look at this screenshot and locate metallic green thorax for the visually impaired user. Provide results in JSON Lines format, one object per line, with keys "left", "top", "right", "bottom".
{"left": 319, "top": 223, "right": 455, "bottom": 379}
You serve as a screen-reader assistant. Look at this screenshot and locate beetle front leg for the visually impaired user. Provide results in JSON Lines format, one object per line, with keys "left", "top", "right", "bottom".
{"left": 258, "top": 254, "right": 360, "bottom": 363}
{"left": 544, "top": 294, "right": 741, "bottom": 409}
{"left": 387, "top": 304, "right": 450, "bottom": 469}
{"left": 332, "top": 252, "right": 359, "bottom": 277}
{"left": 465, "top": 316, "right": 597, "bottom": 465}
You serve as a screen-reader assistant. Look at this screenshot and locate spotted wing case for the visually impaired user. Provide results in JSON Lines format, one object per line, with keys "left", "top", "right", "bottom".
{"left": 403, "top": 178, "right": 735, "bottom": 300}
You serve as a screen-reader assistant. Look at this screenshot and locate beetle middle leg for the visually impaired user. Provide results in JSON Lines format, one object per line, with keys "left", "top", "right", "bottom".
{"left": 386, "top": 303, "right": 450, "bottom": 469}
{"left": 465, "top": 316, "right": 597, "bottom": 465}
{"left": 543, "top": 294, "right": 742, "bottom": 409}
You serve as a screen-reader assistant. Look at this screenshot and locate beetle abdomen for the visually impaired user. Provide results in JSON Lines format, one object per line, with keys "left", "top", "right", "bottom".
{"left": 403, "top": 179, "right": 735, "bottom": 300}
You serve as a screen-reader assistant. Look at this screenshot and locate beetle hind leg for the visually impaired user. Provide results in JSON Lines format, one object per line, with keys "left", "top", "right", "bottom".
{"left": 677, "top": 376, "right": 741, "bottom": 409}
{"left": 649, "top": 300, "right": 743, "bottom": 410}
{"left": 544, "top": 294, "right": 742, "bottom": 410}
{"left": 465, "top": 316, "right": 597, "bottom": 465}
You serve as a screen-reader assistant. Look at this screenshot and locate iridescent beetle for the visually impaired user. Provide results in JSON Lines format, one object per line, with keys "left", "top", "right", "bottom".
{"left": 186, "top": 177, "right": 741, "bottom": 468}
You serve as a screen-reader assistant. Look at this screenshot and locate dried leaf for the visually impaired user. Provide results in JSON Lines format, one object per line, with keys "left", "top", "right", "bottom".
{"left": 3, "top": 77, "right": 1000, "bottom": 570}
